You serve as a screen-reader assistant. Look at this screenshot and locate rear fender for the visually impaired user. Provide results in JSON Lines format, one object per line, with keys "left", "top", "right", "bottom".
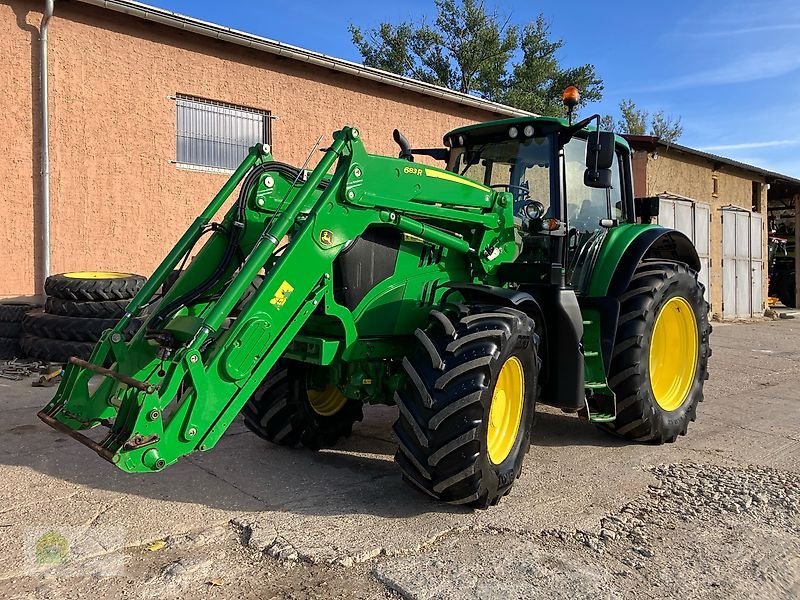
{"left": 583, "top": 224, "right": 701, "bottom": 375}
{"left": 588, "top": 225, "right": 700, "bottom": 298}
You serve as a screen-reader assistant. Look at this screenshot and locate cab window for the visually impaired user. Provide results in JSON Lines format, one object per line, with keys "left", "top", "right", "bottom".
{"left": 564, "top": 138, "right": 623, "bottom": 232}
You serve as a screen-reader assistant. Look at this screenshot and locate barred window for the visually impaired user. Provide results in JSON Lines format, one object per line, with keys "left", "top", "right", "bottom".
{"left": 176, "top": 95, "right": 271, "bottom": 171}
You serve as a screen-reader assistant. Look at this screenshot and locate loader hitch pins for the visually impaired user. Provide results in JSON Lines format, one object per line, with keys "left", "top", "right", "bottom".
{"left": 68, "top": 357, "right": 155, "bottom": 394}
{"left": 37, "top": 410, "right": 117, "bottom": 463}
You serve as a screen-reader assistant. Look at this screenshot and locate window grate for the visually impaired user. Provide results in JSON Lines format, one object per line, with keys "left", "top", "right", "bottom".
{"left": 176, "top": 95, "right": 271, "bottom": 171}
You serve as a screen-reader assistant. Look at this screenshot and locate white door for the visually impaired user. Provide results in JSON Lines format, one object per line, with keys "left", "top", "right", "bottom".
{"left": 658, "top": 196, "right": 711, "bottom": 301}
{"left": 722, "top": 208, "right": 763, "bottom": 318}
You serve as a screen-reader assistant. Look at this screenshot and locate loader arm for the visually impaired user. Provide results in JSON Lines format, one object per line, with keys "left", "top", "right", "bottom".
{"left": 39, "top": 126, "right": 515, "bottom": 473}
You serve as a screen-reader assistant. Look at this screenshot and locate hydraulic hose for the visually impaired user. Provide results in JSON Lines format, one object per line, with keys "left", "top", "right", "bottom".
{"left": 147, "top": 162, "right": 328, "bottom": 333}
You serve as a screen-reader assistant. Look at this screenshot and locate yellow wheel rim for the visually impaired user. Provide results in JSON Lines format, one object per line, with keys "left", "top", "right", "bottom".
{"left": 307, "top": 384, "right": 348, "bottom": 417}
{"left": 649, "top": 296, "right": 698, "bottom": 411}
{"left": 63, "top": 272, "right": 133, "bottom": 279}
{"left": 487, "top": 356, "right": 525, "bottom": 465}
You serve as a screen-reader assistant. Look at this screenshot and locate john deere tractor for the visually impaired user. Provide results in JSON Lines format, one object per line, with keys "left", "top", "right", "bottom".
{"left": 39, "top": 96, "right": 710, "bottom": 508}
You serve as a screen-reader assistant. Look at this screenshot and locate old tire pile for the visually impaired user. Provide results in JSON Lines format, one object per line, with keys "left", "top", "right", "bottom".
{"left": 21, "top": 272, "right": 146, "bottom": 363}
{"left": 0, "top": 301, "right": 42, "bottom": 359}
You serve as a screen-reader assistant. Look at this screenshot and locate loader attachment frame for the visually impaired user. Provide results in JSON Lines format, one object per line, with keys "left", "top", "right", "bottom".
{"left": 38, "top": 126, "right": 516, "bottom": 473}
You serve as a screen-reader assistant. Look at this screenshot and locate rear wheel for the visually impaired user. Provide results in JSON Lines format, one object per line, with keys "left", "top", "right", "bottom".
{"left": 242, "top": 362, "right": 363, "bottom": 450}
{"left": 393, "top": 304, "right": 538, "bottom": 508}
{"left": 599, "top": 260, "right": 710, "bottom": 443}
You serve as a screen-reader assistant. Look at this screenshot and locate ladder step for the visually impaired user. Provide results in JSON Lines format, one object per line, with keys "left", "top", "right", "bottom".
{"left": 589, "top": 412, "right": 616, "bottom": 423}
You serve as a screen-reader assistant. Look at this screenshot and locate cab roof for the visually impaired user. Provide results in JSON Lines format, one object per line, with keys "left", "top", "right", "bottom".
{"left": 445, "top": 116, "right": 631, "bottom": 150}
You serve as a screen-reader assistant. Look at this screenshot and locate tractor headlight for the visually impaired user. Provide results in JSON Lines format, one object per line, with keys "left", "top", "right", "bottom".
{"left": 508, "top": 126, "right": 519, "bottom": 139}
{"left": 458, "top": 135, "right": 465, "bottom": 146}
{"left": 523, "top": 125, "right": 535, "bottom": 137}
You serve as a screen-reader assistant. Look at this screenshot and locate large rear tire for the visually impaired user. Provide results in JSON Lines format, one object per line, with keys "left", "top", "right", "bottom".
{"left": 242, "top": 362, "right": 363, "bottom": 450}
{"left": 393, "top": 304, "right": 538, "bottom": 509}
{"left": 599, "top": 260, "right": 710, "bottom": 443}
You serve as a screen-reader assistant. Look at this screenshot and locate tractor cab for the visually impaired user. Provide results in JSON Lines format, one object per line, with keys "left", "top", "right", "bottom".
{"left": 441, "top": 114, "right": 634, "bottom": 294}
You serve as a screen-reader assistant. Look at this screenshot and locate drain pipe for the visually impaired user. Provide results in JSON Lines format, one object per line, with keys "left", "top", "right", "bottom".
{"left": 39, "top": 0, "right": 54, "bottom": 295}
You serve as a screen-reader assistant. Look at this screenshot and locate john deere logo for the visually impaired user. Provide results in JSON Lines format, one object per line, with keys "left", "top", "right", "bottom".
{"left": 319, "top": 229, "right": 334, "bottom": 246}
{"left": 35, "top": 530, "right": 69, "bottom": 566}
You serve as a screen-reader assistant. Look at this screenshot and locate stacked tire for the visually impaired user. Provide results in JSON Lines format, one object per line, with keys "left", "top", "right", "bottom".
{"left": 21, "top": 272, "right": 146, "bottom": 363}
{"left": 0, "top": 301, "right": 42, "bottom": 359}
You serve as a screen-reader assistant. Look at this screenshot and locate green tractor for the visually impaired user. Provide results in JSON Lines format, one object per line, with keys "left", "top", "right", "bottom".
{"left": 39, "top": 95, "right": 710, "bottom": 508}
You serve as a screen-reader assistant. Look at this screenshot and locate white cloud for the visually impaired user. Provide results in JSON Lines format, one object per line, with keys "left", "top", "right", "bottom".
{"left": 643, "top": 49, "right": 800, "bottom": 91}
{"left": 700, "top": 140, "right": 800, "bottom": 151}
{"left": 687, "top": 23, "right": 800, "bottom": 37}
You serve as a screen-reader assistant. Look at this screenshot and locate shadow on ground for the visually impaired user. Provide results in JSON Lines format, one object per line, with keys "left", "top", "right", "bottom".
{"left": 2, "top": 399, "right": 625, "bottom": 518}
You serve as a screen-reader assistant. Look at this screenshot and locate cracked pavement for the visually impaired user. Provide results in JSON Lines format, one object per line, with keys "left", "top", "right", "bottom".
{"left": 0, "top": 320, "right": 798, "bottom": 599}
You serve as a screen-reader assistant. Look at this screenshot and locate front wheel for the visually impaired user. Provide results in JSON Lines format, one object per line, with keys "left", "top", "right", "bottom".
{"left": 393, "top": 304, "right": 539, "bottom": 508}
{"left": 242, "top": 362, "right": 363, "bottom": 450}
{"left": 599, "top": 260, "right": 710, "bottom": 443}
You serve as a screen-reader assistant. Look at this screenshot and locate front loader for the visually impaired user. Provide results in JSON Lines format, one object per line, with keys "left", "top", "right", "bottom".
{"left": 40, "top": 92, "right": 710, "bottom": 508}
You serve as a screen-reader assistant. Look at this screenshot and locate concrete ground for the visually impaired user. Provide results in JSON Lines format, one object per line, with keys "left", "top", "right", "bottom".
{"left": 0, "top": 320, "right": 798, "bottom": 599}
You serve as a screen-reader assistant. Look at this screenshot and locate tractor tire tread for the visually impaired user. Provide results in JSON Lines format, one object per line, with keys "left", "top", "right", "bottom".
{"left": 44, "top": 297, "right": 130, "bottom": 318}
{"left": 45, "top": 273, "right": 146, "bottom": 301}
{"left": 393, "top": 304, "right": 537, "bottom": 509}
{"left": 22, "top": 312, "right": 140, "bottom": 342}
{"left": 0, "top": 302, "right": 42, "bottom": 323}
{"left": 19, "top": 334, "right": 95, "bottom": 363}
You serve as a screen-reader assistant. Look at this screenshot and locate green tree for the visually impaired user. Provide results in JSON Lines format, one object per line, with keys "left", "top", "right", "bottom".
{"left": 602, "top": 99, "right": 683, "bottom": 143}
{"left": 349, "top": 1, "right": 602, "bottom": 116}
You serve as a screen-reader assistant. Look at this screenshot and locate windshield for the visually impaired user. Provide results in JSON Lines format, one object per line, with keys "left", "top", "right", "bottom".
{"left": 448, "top": 132, "right": 624, "bottom": 234}
{"left": 449, "top": 136, "right": 553, "bottom": 219}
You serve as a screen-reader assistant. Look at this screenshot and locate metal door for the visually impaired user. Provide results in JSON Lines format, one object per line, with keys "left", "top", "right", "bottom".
{"left": 658, "top": 196, "right": 711, "bottom": 301}
{"left": 722, "top": 208, "right": 763, "bottom": 318}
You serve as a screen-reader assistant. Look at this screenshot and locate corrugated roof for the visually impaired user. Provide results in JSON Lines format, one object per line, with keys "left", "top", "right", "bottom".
{"left": 624, "top": 134, "right": 800, "bottom": 188}
{"left": 75, "top": 0, "right": 531, "bottom": 118}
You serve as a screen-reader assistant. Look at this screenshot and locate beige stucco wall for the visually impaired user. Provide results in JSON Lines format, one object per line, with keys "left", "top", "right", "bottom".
{"left": 642, "top": 152, "right": 768, "bottom": 317}
{"left": 1, "top": 0, "right": 503, "bottom": 298}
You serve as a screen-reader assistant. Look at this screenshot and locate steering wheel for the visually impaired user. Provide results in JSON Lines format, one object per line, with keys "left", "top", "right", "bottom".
{"left": 490, "top": 184, "right": 529, "bottom": 196}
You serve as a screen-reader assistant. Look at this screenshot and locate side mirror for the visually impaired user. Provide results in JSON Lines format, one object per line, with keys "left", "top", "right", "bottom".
{"left": 585, "top": 131, "right": 615, "bottom": 170}
{"left": 584, "top": 168, "right": 612, "bottom": 188}
{"left": 584, "top": 130, "right": 615, "bottom": 189}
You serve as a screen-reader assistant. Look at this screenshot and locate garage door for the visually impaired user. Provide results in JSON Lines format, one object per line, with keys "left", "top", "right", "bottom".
{"left": 721, "top": 208, "right": 763, "bottom": 318}
{"left": 658, "top": 196, "right": 711, "bottom": 301}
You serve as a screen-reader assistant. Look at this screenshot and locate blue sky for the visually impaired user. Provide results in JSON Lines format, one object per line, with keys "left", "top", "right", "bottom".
{"left": 147, "top": 0, "right": 800, "bottom": 177}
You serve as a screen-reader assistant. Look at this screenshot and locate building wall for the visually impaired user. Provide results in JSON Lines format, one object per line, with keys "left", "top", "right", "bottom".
{"left": 1, "top": 0, "right": 503, "bottom": 297}
{"left": 637, "top": 150, "right": 768, "bottom": 317}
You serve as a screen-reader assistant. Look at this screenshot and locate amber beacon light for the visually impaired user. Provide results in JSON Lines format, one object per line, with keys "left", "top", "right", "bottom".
{"left": 562, "top": 86, "right": 580, "bottom": 124}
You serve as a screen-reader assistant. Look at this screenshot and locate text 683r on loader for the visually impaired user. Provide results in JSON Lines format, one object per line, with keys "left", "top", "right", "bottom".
{"left": 39, "top": 89, "right": 710, "bottom": 508}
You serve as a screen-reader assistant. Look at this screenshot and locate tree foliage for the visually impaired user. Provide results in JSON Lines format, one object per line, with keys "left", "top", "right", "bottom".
{"left": 349, "top": 0, "right": 603, "bottom": 116}
{"left": 603, "top": 98, "right": 683, "bottom": 143}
